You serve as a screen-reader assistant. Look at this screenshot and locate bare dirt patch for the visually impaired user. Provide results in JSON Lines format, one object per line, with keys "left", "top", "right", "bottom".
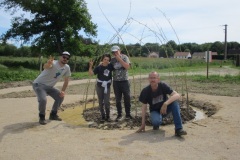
{"left": 59, "top": 95, "right": 217, "bottom": 130}
{"left": 0, "top": 80, "right": 32, "bottom": 89}
{"left": 0, "top": 68, "right": 240, "bottom": 160}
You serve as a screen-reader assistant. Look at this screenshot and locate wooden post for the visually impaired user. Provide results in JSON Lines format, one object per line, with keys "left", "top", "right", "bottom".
{"left": 39, "top": 56, "right": 43, "bottom": 72}
{"left": 206, "top": 51, "right": 209, "bottom": 79}
{"left": 236, "top": 55, "right": 240, "bottom": 67}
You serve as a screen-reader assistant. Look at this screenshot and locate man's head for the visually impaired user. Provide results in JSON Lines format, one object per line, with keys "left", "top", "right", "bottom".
{"left": 60, "top": 51, "right": 70, "bottom": 64}
{"left": 111, "top": 45, "right": 120, "bottom": 56}
{"left": 148, "top": 71, "right": 160, "bottom": 87}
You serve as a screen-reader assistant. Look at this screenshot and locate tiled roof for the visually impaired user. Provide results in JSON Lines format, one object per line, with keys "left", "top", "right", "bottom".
{"left": 192, "top": 52, "right": 205, "bottom": 56}
{"left": 174, "top": 52, "right": 190, "bottom": 56}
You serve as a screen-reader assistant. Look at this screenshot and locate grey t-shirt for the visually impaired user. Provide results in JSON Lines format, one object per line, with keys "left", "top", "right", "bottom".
{"left": 111, "top": 54, "right": 130, "bottom": 81}
{"left": 33, "top": 60, "right": 71, "bottom": 86}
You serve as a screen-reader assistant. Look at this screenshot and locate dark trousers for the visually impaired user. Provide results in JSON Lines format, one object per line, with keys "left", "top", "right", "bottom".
{"left": 113, "top": 80, "right": 131, "bottom": 116}
{"left": 32, "top": 83, "right": 63, "bottom": 115}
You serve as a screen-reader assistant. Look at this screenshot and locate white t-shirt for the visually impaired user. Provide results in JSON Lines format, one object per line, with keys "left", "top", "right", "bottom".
{"left": 33, "top": 60, "right": 71, "bottom": 86}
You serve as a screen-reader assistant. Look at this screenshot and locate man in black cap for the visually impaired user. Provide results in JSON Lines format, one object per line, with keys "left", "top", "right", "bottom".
{"left": 32, "top": 51, "right": 71, "bottom": 125}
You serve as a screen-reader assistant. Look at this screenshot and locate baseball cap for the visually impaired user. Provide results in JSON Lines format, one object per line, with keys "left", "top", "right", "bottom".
{"left": 62, "top": 51, "right": 70, "bottom": 57}
{"left": 111, "top": 45, "right": 120, "bottom": 52}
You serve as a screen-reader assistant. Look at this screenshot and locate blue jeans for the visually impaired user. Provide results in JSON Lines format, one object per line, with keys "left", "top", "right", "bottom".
{"left": 32, "top": 83, "right": 64, "bottom": 115}
{"left": 150, "top": 101, "right": 183, "bottom": 130}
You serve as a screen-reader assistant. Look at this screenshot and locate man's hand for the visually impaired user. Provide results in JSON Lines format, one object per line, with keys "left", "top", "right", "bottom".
{"left": 48, "top": 55, "right": 54, "bottom": 65}
{"left": 43, "top": 55, "right": 54, "bottom": 69}
{"left": 136, "top": 125, "right": 145, "bottom": 133}
{"left": 59, "top": 91, "right": 65, "bottom": 98}
{"left": 160, "top": 102, "right": 168, "bottom": 115}
{"left": 114, "top": 53, "right": 121, "bottom": 61}
{"left": 45, "top": 55, "right": 54, "bottom": 68}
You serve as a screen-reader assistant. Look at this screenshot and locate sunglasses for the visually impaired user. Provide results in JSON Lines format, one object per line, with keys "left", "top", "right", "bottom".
{"left": 103, "top": 58, "right": 110, "bottom": 61}
{"left": 62, "top": 56, "right": 69, "bottom": 60}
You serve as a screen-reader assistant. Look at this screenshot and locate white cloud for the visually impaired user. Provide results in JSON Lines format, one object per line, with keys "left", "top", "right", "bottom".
{"left": 86, "top": 0, "right": 240, "bottom": 44}
{"left": 0, "top": 0, "right": 239, "bottom": 45}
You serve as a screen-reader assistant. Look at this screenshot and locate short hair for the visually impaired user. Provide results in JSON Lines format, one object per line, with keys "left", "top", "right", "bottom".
{"left": 149, "top": 71, "right": 159, "bottom": 77}
{"left": 101, "top": 54, "right": 111, "bottom": 61}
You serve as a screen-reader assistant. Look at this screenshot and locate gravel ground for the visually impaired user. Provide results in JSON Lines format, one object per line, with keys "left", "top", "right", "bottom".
{"left": 0, "top": 67, "right": 239, "bottom": 160}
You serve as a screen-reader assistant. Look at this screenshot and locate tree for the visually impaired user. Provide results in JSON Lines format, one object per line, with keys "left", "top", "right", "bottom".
{"left": 1, "top": 43, "right": 17, "bottom": 56}
{"left": 0, "top": 0, "right": 97, "bottom": 55}
{"left": 210, "top": 41, "right": 224, "bottom": 54}
{"left": 227, "top": 41, "right": 240, "bottom": 50}
{"left": 201, "top": 43, "right": 212, "bottom": 52}
{"left": 15, "top": 46, "right": 31, "bottom": 57}
{"left": 166, "top": 40, "right": 177, "bottom": 51}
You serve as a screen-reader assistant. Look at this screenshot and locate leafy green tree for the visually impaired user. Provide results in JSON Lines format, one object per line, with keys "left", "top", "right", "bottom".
{"left": 191, "top": 43, "right": 203, "bottom": 53}
{"left": 15, "top": 46, "right": 31, "bottom": 57}
{"left": 201, "top": 43, "right": 212, "bottom": 52}
{"left": 210, "top": 41, "right": 224, "bottom": 54}
{"left": 184, "top": 48, "right": 190, "bottom": 52}
{"left": 123, "top": 44, "right": 142, "bottom": 57}
{"left": 166, "top": 40, "right": 177, "bottom": 51}
{"left": 1, "top": 44, "right": 17, "bottom": 56}
{"left": 0, "top": 0, "right": 97, "bottom": 55}
{"left": 227, "top": 41, "right": 240, "bottom": 50}
{"left": 158, "top": 46, "right": 167, "bottom": 57}
{"left": 0, "top": 44, "right": 4, "bottom": 56}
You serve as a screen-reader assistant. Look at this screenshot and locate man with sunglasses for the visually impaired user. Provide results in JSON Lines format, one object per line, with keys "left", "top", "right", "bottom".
{"left": 110, "top": 45, "right": 132, "bottom": 121}
{"left": 32, "top": 51, "right": 71, "bottom": 125}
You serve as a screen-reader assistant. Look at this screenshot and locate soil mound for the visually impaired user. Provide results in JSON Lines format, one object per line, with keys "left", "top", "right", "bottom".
{"left": 62, "top": 97, "right": 217, "bottom": 130}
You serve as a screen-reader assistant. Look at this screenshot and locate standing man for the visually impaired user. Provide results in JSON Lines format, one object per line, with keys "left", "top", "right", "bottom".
{"left": 136, "top": 71, "right": 187, "bottom": 136}
{"left": 110, "top": 45, "right": 132, "bottom": 121}
{"left": 32, "top": 51, "right": 71, "bottom": 125}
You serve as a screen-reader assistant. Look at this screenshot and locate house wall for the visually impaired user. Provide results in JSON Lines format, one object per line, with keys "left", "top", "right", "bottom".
{"left": 174, "top": 53, "right": 191, "bottom": 59}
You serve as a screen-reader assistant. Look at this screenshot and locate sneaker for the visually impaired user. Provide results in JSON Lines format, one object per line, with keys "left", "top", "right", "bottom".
{"left": 49, "top": 113, "right": 62, "bottom": 121}
{"left": 125, "top": 114, "right": 133, "bottom": 120}
{"left": 115, "top": 115, "right": 123, "bottom": 122}
{"left": 39, "top": 114, "right": 47, "bottom": 125}
{"left": 39, "top": 119, "right": 47, "bottom": 125}
{"left": 100, "top": 118, "right": 105, "bottom": 123}
{"left": 105, "top": 117, "right": 111, "bottom": 122}
{"left": 153, "top": 126, "right": 159, "bottom": 130}
{"left": 175, "top": 129, "right": 187, "bottom": 136}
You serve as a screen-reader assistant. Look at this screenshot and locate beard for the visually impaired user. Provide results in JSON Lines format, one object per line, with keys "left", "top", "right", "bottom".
{"left": 61, "top": 60, "right": 68, "bottom": 64}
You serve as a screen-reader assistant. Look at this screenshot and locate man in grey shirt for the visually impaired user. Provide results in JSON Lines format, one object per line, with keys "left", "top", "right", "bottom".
{"left": 110, "top": 45, "right": 132, "bottom": 121}
{"left": 32, "top": 51, "right": 71, "bottom": 125}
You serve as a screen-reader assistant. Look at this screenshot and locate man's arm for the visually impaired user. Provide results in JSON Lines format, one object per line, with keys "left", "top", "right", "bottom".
{"left": 167, "top": 90, "right": 180, "bottom": 103}
{"left": 115, "top": 55, "right": 130, "bottom": 69}
{"left": 136, "top": 103, "right": 148, "bottom": 133}
{"left": 43, "top": 55, "right": 54, "bottom": 69}
{"left": 59, "top": 77, "right": 69, "bottom": 97}
{"left": 160, "top": 90, "right": 180, "bottom": 114}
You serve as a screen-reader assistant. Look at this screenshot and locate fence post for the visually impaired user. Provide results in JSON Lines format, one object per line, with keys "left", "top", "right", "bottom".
{"left": 39, "top": 56, "right": 43, "bottom": 72}
{"left": 206, "top": 51, "right": 209, "bottom": 79}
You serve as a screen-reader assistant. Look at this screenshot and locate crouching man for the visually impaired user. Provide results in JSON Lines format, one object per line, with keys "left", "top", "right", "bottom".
{"left": 32, "top": 51, "right": 71, "bottom": 125}
{"left": 136, "top": 71, "right": 187, "bottom": 136}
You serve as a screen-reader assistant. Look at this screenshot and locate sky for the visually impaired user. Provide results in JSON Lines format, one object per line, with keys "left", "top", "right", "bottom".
{"left": 0, "top": 0, "right": 239, "bottom": 46}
